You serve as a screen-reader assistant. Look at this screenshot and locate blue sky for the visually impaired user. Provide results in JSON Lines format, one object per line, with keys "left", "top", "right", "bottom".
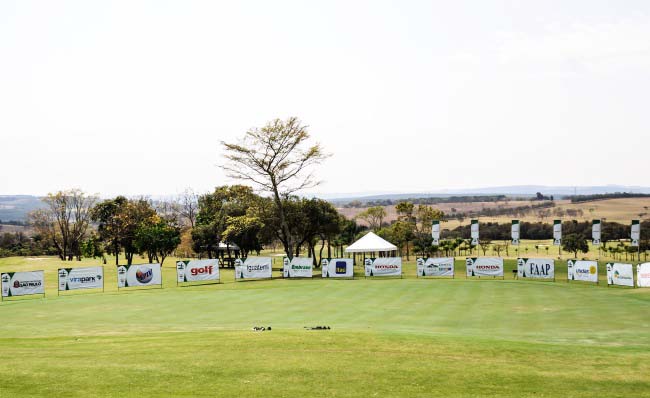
{"left": 1, "top": 1, "right": 649, "bottom": 196}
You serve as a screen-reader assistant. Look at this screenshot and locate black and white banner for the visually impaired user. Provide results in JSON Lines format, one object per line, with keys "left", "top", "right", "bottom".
{"left": 553, "top": 220, "right": 562, "bottom": 246}
{"left": 58, "top": 267, "right": 104, "bottom": 291}
{"left": 416, "top": 257, "right": 454, "bottom": 277}
{"left": 511, "top": 220, "right": 520, "bottom": 245}
{"left": 567, "top": 260, "right": 598, "bottom": 283}
{"left": 322, "top": 258, "right": 353, "bottom": 278}
{"left": 117, "top": 263, "right": 162, "bottom": 288}
{"left": 517, "top": 258, "right": 554, "bottom": 279}
{"left": 364, "top": 257, "right": 402, "bottom": 277}
{"left": 235, "top": 257, "right": 272, "bottom": 280}
{"left": 470, "top": 220, "right": 479, "bottom": 246}
{"left": 177, "top": 259, "right": 219, "bottom": 283}
{"left": 283, "top": 257, "right": 313, "bottom": 278}
{"left": 631, "top": 220, "right": 640, "bottom": 247}
{"left": 592, "top": 220, "right": 601, "bottom": 246}
{"left": 466, "top": 258, "right": 503, "bottom": 277}
{"left": 606, "top": 263, "right": 634, "bottom": 287}
{"left": 432, "top": 221, "right": 441, "bottom": 245}
{"left": 638, "top": 263, "right": 650, "bottom": 288}
{"left": 1, "top": 271, "right": 45, "bottom": 297}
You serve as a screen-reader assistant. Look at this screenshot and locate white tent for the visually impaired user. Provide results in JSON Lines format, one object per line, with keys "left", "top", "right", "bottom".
{"left": 345, "top": 231, "right": 398, "bottom": 253}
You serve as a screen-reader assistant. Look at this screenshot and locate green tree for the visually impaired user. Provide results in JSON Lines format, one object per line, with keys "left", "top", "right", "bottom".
{"left": 562, "top": 233, "right": 589, "bottom": 258}
{"left": 134, "top": 217, "right": 181, "bottom": 266}
{"left": 356, "top": 206, "right": 386, "bottom": 230}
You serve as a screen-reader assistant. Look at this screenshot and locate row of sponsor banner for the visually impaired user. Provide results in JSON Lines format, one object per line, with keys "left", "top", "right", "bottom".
{"left": 433, "top": 219, "right": 643, "bottom": 247}
{"left": 4, "top": 258, "right": 650, "bottom": 298}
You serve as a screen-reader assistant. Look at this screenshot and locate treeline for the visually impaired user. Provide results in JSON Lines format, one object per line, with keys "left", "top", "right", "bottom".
{"left": 448, "top": 201, "right": 554, "bottom": 220}
{"left": 342, "top": 195, "right": 510, "bottom": 208}
{"left": 568, "top": 192, "right": 650, "bottom": 203}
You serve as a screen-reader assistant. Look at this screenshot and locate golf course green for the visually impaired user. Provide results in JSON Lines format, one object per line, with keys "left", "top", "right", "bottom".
{"left": 1, "top": 256, "right": 649, "bottom": 397}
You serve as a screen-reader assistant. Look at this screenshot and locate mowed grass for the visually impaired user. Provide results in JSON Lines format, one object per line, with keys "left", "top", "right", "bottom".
{"left": 1, "top": 256, "right": 649, "bottom": 397}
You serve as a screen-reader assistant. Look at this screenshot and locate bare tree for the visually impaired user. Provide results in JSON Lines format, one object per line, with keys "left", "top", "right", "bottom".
{"left": 221, "top": 117, "right": 328, "bottom": 258}
{"left": 179, "top": 188, "right": 199, "bottom": 228}
{"left": 30, "top": 189, "right": 97, "bottom": 261}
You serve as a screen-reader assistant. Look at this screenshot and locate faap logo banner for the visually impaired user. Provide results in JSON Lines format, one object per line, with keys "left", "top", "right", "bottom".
{"left": 416, "top": 257, "right": 454, "bottom": 277}
{"left": 607, "top": 263, "right": 634, "bottom": 287}
{"left": 637, "top": 263, "right": 650, "bottom": 288}
{"left": 1, "top": 271, "right": 45, "bottom": 297}
{"left": 177, "top": 259, "right": 219, "bottom": 283}
{"left": 235, "top": 257, "right": 272, "bottom": 280}
{"left": 283, "top": 257, "right": 313, "bottom": 278}
{"left": 466, "top": 258, "right": 503, "bottom": 277}
{"left": 58, "top": 267, "right": 103, "bottom": 291}
{"left": 117, "top": 263, "right": 162, "bottom": 288}
{"left": 321, "top": 258, "right": 353, "bottom": 278}
{"left": 567, "top": 260, "right": 598, "bottom": 283}
{"left": 517, "top": 258, "right": 554, "bottom": 279}
{"left": 364, "top": 257, "right": 402, "bottom": 277}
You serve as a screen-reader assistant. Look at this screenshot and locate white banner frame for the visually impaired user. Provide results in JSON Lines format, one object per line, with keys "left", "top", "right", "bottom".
{"left": 416, "top": 257, "right": 455, "bottom": 278}
{"left": 432, "top": 220, "right": 441, "bottom": 246}
{"left": 283, "top": 257, "right": 313, "bottom": 278}
{"left": 606, "top": 262, "right": 634, "bottom": 288}
{"left": 176, "top": 259, "right": 220, "bottom": 286}
{"left": 1, "top": 270, "right": 45, "bottom": 299}
{"left": 516, "top": 258, "right": 555, "bottom": 281}
{"left": 364, "top": 257, "right": 402, "bottom": 278}
{"left": 117, "top": 263, "right": 163, "bottom": 290}
{"left": 465, "top": 258, "right": 504, "bottom": 279}
{"left": 235, "top": 257, "right": 273, "bottom": 281}
{"left": 511, "top": 220, "right": 520, "bottom": 246}
{"left": 553, "top": 220, "right": 562, "bottom": 246}
{"left": 637, "top": 263, "right": 650, "bottom": 288}
{"left": 321, "top": 258, "right": 354, "bottom": 279}
{"left": 58, "top": 266, "right": 104, "bottom": 295}
{"left": 567, "top": 260, "right": 598, "bottom": 284}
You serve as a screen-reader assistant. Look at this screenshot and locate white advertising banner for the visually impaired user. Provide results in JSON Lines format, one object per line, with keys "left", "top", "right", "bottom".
{"left": 235, "top": 257, "right": 272, "bottom": 280}
{"left": 517, "top": 258, "right": 554, "bottom": 279}
{"left": 283, "top": 257, "right": 313, "bottom": 278}
{"left": 631, "top": 220, "right": 640, "bottom": 247}
{"left": 322, "top": 258, "right": 353, "bottom": 278}
{"left": 553, "top": 220, "right": 562, "bottom": 246}
{"left": 432, "top": 221, "right": 441, "bottom": 245}
{"left": 637, "top": 263, "right": 650, "bottom": 288}
{"left": 58, "top": 267, "right": 104, "bottom": 291}
{"left": 364, "top": 257, "right": 402, "bottom": 277}
{"left": 416, "top": 257, "right": 454, "bottom": 277}
{"left": 117, "top": 263, "right": 162, "bottom": 288}
{"left": 511, "top": 220, "right": 520, "bottom": 245}
{"left": 592, "top": 220, "right": 601, "bottom": 246}
{"left": 470, "top": 220, "right": 479, "bottom": 246}
{"left": 466, "top": 258, "right": 503, "bottom": 277}
{"left": 177, "top": 259, "right": 219, "bottom": 283}
{"left": 2, "top": 271, "right": 45, "bottom": 297}
{"left": 606, "top": 263, "right": 634, "bottom": 287}
{"left": 567, "top": 260, "right": 598, "bottom": 283}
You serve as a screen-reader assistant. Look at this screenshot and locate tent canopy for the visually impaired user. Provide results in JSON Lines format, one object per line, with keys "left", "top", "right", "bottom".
{"left": 344, "top": 231, "right": 398, "bottom": 253}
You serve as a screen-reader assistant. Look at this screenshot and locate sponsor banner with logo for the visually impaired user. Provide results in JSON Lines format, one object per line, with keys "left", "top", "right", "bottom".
{"left": 283, "top": 257, "right": 313, "bottom": 278}
{"left": 416, "top": 257, "right": 454, "bottom": 277}
{"left": 321, "top": 258, "right": 353, "bottom": 278}
{"left": 567, "top": 260, "right": 598, "bottom": 283}
{"left": 470, "top": 220, "right": 479, "bottom": 246}
{"left": 58, "top": 267, "right": 104, "bottom": 291}
{"left": 364, "top": 257, "right": 402, "bottom": 277}
{"left": 466, "top": 258, "right": 503, "bottom": 277}
{"left": 235, "top": 257, "right": 272, "bottom": 280}
{"left": 553, "top": 220, "right": 562, "bottom": 246}
{"left": 517, "top": 258, "right": 554, "bottom": 280}
{"left": 117, "top": 263, "right": 162, "bottom": 288}
{"left": 631, "top": 220, "right": 640, "bottom": 247}
{"left": 1, "top": 271, "right": 45, "bottom": 297}
{"left": 606, "top": 263, "right": 634, "bottom": 287}
{"left": 511, "top": 220, "right": 520, "bottom": 245}
{"left": 177, "top": 259, "right": 219, "bottom": 283}
{"left": 592, "top": 220, "right": 601, "bottom": 246}
{"left": 637, "top": 263, "right": 650, "bottom": 288}
{"left": 432, "top": 221, "right": 441, "bottom": 245}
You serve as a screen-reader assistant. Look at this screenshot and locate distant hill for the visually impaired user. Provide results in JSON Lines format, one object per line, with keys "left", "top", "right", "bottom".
{"left": 0, "top": 195, "right": 45, "bottom": 222}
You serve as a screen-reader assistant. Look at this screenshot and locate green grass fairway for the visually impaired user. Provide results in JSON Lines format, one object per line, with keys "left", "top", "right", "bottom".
{"left": 1, "top": 256, "right": 649, "bottom": 397}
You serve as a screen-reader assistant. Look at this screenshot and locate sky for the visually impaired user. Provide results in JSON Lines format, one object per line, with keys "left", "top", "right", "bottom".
{"left": 1, "top": 0, "right": 649, "bottom": 197}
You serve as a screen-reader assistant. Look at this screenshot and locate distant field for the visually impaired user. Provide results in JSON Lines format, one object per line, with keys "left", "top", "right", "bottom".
{"left": 1, "top": 255, "right": 649, "bottom": 397}
{"left": 340, "top": 197, "right": 650, "bottom": 229}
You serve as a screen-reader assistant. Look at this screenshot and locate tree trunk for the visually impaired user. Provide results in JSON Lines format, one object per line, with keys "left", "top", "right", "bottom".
{"left": 271, "top": 183, "right": 294, "bottom": 259}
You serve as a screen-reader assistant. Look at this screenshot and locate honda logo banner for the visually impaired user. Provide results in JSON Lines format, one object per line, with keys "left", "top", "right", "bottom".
{"left": 117, "top": 263, "right": 162, "bottom": 288}
{"left": 606, "top": 263, "right": 634, "bottom": 287}
{"left": 416, "top": 257, "right": 454, "bottom": 277}
{"left": 321, "top": 258, "right": 353, "bottom": 278}
{"left": 58, "top": 267, "right": 104, "bottom": 291}
{"left": 364, "top": 257, "right": 402, "bottom": 277}
{"left": 465, "top": 258, "right": 503, "bottom": 278}
{"left": 283, "top": 257, "right": 313, "bottom": 278}
{"left": 235, "top": 257, "right": 272, "bottom": 280}
{"left": 2, "top": 271, "right": 45, "bottom": 297}
{"left": 567, "top": 260, "right": 598, "bottom": 283}
{"left": 177, "top": 259, "right": 219, "bottom": 283}
{"left": 517, "top": 258, "right": 554, "bottom": 280}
